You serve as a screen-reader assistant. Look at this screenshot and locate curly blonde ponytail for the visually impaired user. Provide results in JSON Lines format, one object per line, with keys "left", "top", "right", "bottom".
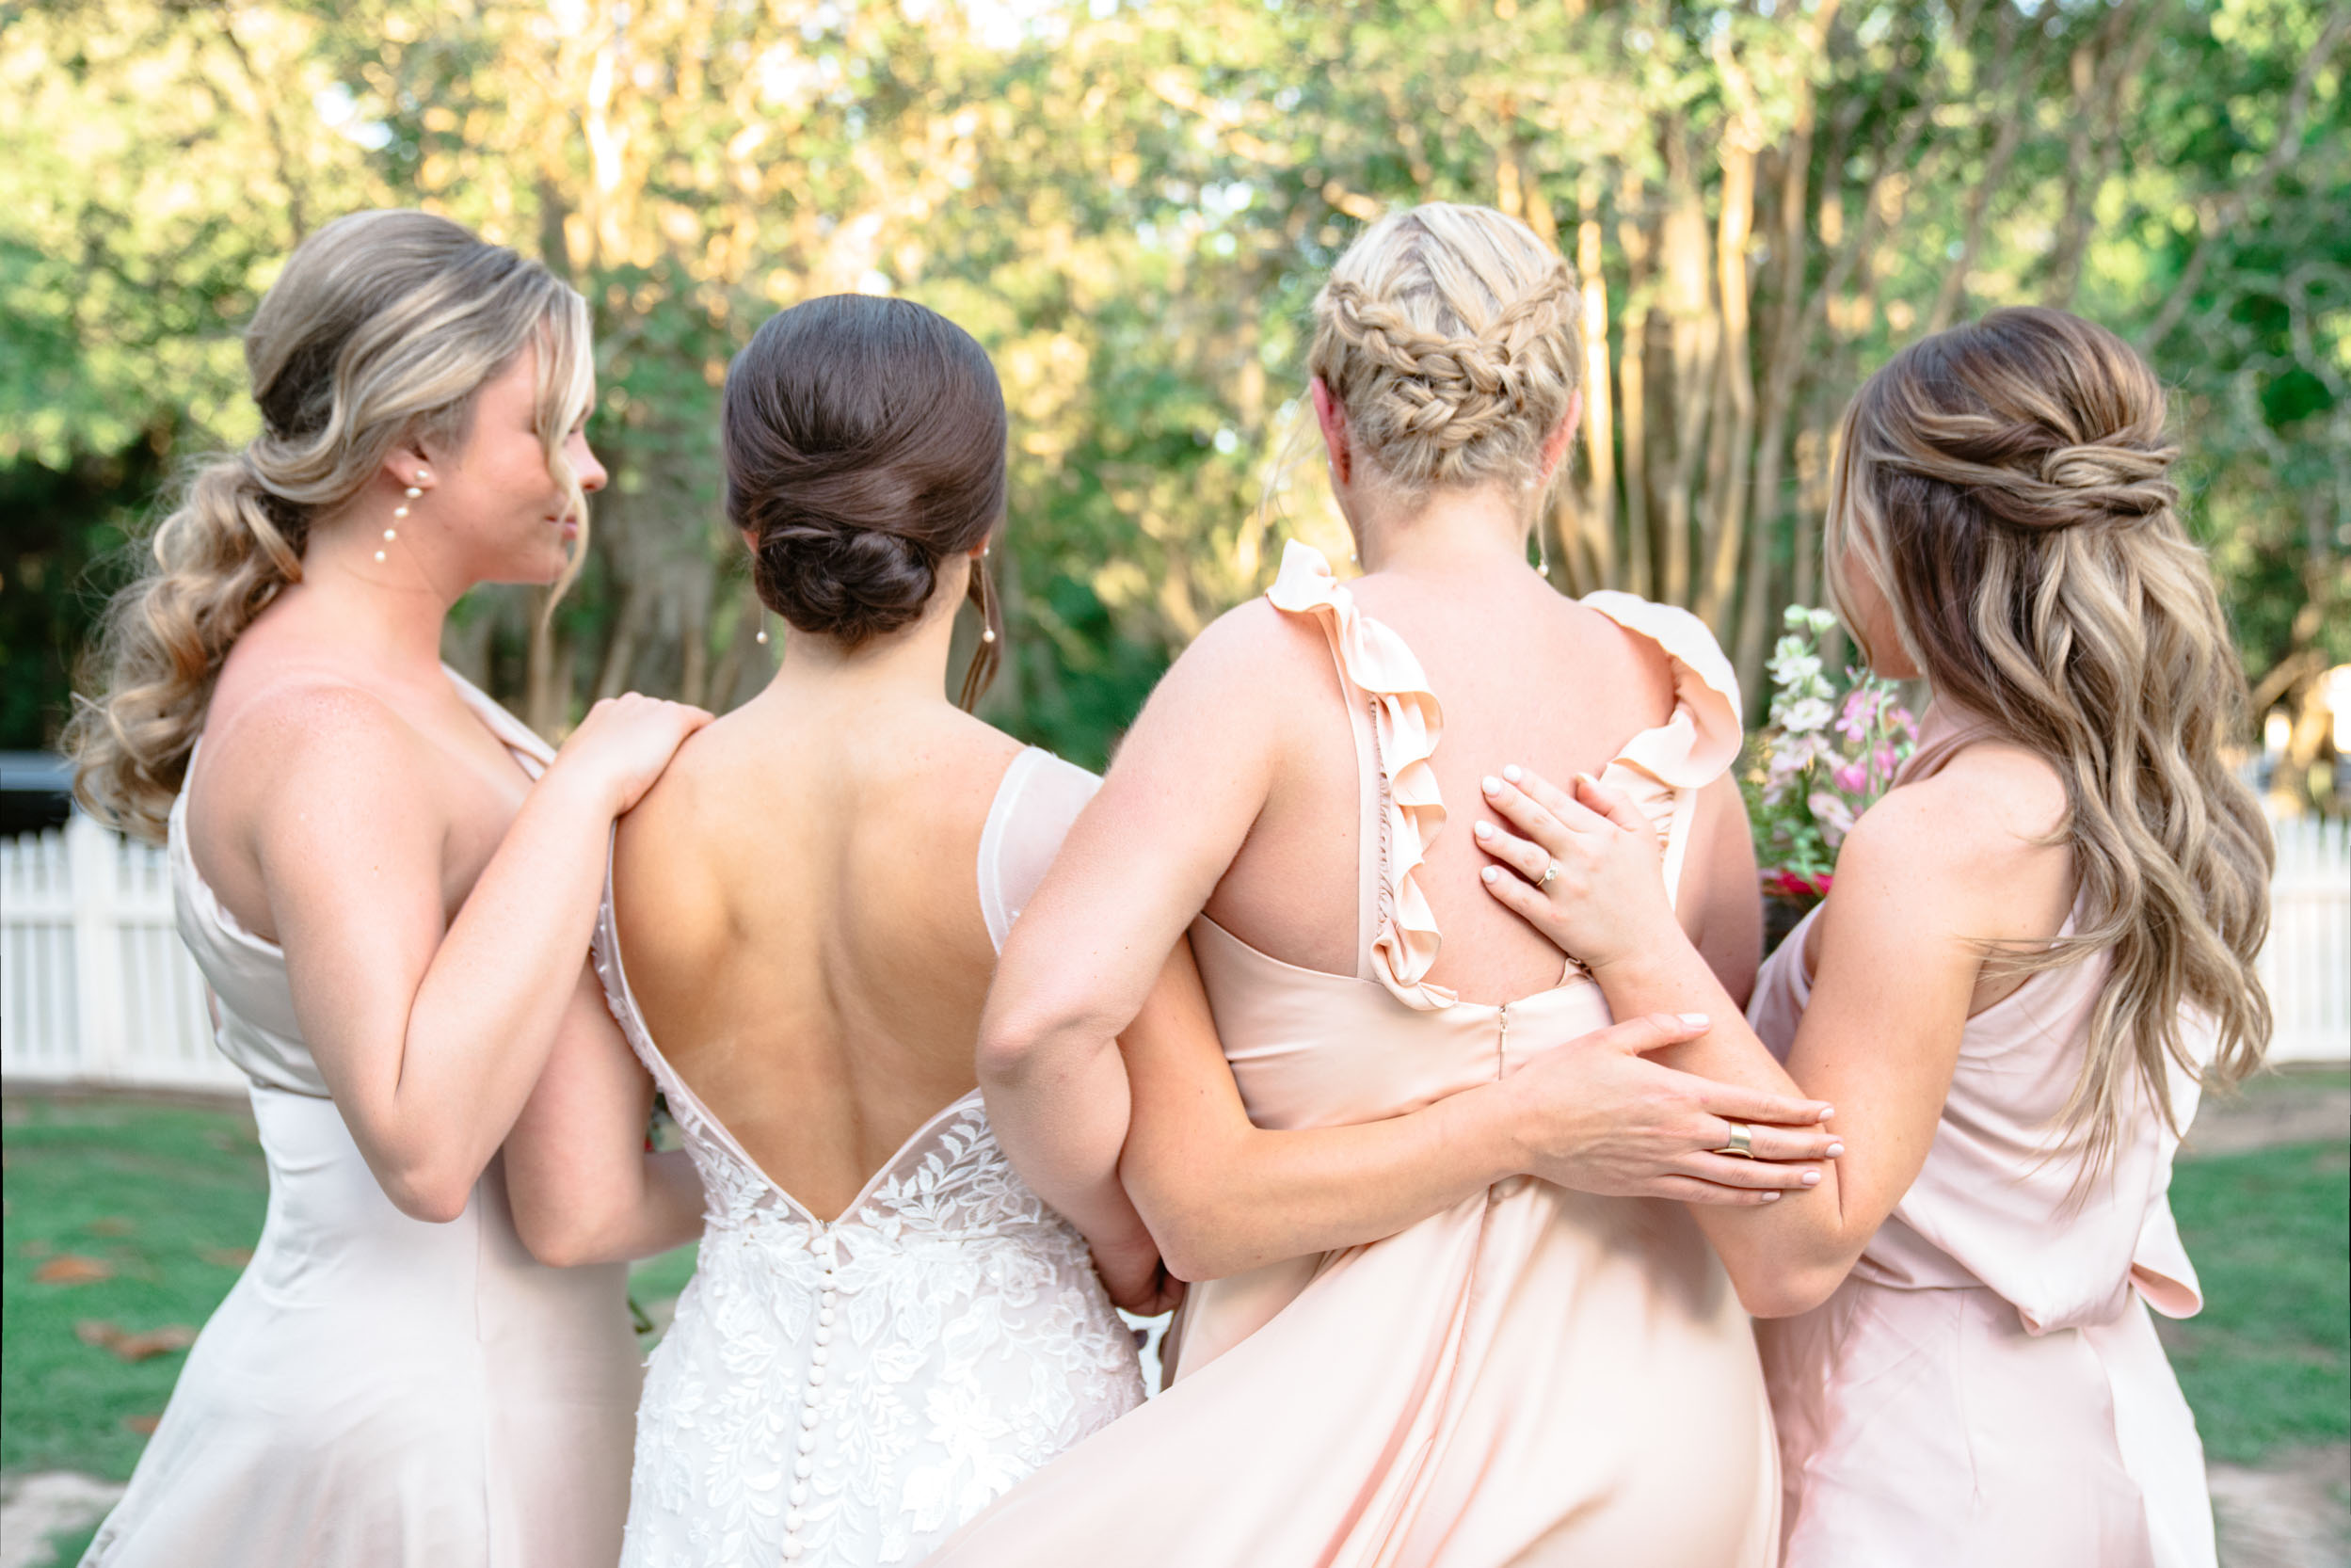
{"left": 1309, "top": 203, "right": 1581, "bottom": 496}
{"left": 65, "top": 210, "right": 593, "bottom": 840}
{"left": 1827, "top": 306, "right": 2274, "bottom": 1168}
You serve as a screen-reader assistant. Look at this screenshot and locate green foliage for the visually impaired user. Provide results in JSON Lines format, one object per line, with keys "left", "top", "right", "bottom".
{"left": 2, "top": 0, "right": 2343, "bottom": 759}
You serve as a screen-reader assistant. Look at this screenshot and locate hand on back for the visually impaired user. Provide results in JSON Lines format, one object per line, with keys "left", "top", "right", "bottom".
{"left": 547, "top": 693, "right": 714, "bottom": 816}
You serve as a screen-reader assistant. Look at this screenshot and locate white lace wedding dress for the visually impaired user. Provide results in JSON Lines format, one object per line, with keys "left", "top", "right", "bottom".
{"left": 593, "top": 748, "right": 1145, "bottom": 1567}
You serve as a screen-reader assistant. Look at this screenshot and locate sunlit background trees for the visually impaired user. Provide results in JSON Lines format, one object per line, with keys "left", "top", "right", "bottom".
{"left": 5, "top": 0, "right": 2344, "bottom": 797}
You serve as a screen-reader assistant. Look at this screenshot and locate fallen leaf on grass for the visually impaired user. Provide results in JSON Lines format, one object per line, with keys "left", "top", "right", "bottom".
{"left": 87, "top": 1217, "right": 135, "bottom": 1237}
{"left": 35, "top": 1255, "right": 113, "bottom": 1284}
{"left": 19, "top": 1238, "right": 53, "bottom": 1257}
{"left": 76, "top": 1320, "right": 199, "bottom": 1361}
{"left": 122, "top": 1415, "right": 162, "bottom": 1435}
{"left": 198, "top": 1247, "right": 253, "bottom": 1268}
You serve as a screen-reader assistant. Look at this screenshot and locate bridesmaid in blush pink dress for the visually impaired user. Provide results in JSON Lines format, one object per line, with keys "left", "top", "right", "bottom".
{"left": 936, "top": 204, "right": 1847, "bottom": 1567}
{"left": 1472, "top": 309, "right": 2269, "bottom": 1568}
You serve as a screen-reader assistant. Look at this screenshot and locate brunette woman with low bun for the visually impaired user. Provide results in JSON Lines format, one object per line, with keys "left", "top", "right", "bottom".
{"left": 66, "top": 210, "right": 710, "bottom": 1568}
{"left": 1479, "top": 307, "right": 2266, "bottom": 1567}
{"left": 498, "top": 294, "right": 1147, "bottom": 1567}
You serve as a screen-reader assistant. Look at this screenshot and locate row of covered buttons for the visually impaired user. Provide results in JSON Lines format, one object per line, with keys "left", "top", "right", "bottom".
{"left": 779, "top": 1231, "right": 840, "bottom": 1561}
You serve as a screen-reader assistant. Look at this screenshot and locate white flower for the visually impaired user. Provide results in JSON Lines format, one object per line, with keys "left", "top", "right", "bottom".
{"left": 1781, "top": 696, "right": 1834, "bottom": 735}
{"left": 1809, "top": 790, "right": 1856, "bottom": 846}
{"left": 1807, "top": 608, "right": 1840, "bottom": 635}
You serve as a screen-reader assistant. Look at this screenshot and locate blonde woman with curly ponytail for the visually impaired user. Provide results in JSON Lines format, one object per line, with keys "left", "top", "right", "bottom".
{"left": 1479, "top": 306, "right": 2259, "bottom": 1567}
{"left": 934, "top": 203, "right": 1836, "bottom": 1567}
{"left": 72, "top": 210, "right": 711, "bottom": 1568}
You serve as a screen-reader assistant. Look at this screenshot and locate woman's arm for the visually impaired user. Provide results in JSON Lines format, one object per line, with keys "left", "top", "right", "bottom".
{"left": 1117, "top": 937, "right": 1835, "bottom": 1282}
{"left": 241, "top": 687, "right": 707, "bottom": 1221}
{"left": 1477, "top": 764, "right": 2060, "bottom": 1317}
{"left": 504, "top": 965, "right": 705, "bottom": 1267}
{"left": 976, "top": 607, "right": 1292, "bottom": 1300}
{"left": 981, "top": 605, "right": 1839, "bottom": 1299}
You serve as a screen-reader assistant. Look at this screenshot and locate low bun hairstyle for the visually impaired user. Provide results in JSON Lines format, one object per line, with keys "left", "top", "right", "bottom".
{"left": 725, "top": 295, "right": 1007, "bottom": 709}
{"left": 1827, "top": 305, "right": 2272, "bottom": 1168}
{"left": 65, "top": 209, "right": 593, "bottom": 841}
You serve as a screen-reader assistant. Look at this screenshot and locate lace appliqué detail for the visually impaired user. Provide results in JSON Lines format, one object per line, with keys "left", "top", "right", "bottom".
{"left": 591, "top": 936, "right": 1144, "bottom": 1568}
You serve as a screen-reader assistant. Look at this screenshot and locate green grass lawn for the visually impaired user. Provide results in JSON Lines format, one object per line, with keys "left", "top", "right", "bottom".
{"left": 4, "top": 1094, "right": 2343, "bottom": 1554}
{"left": 2156, "top": 1137, "right": 2351, "bottom": 1464}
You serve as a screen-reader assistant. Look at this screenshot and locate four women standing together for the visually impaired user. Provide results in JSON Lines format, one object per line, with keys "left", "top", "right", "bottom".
{"left": 68, "top": 199, "right": 2269, "bottom": 1568}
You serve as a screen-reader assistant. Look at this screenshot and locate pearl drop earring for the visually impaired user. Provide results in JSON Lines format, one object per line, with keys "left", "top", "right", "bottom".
{"left": 378, "top": 471, "right": 426, "bottom": 563}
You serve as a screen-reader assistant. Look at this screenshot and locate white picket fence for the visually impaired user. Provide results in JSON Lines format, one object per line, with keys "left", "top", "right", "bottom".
{"left": 2261, "top": 813, "right": 2349, "bottom": 1064}
{"left": 2, "top": 806, "right": 2346, "bottom": 1092}
{"left": 2, "top": 811, "right": 245, "bottom": 1093}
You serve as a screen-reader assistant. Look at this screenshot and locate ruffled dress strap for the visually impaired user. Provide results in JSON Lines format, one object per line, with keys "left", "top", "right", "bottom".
{"left": 1577, "top": 592, "right": 1743, "bottom": 906}
{"left": 1267, "top": 540, "right": 1454, "bottom": 1011}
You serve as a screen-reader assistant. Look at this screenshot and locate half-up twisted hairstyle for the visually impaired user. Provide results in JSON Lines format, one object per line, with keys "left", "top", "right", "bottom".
{"left": 1309, "top": 203, "right": 1582, "bottom": 495}
{"left": 1828, "top": 306, "right": 2273, "bottom": 1166}
{"left": 66, "top": 209, "right": 594, "bottom": 841}
{"left": 725, "top": 295, "right": 1007, "bottom": 710}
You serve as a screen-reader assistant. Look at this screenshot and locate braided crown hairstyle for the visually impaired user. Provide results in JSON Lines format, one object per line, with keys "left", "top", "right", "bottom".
{"left": 66, "top": 210, "right": 595, "bottom": 841}
{"left": 1828, "top": 306, "right": 2273, "bottom": 1168}
{"left": 1308, "top": 203, "right": 1582, "bottom": 496}
{"left": 725, "top": 295, "right": 1007, "bottom": 710}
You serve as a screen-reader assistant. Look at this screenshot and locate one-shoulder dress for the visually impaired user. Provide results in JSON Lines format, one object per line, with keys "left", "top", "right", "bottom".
{"left": 932, "top": 541, "right": 1779, "bottom": 1568}
{"left": 84, "top": 672, "right": 642, "bottom": 1568}
{"left": 1749, "top": 711, "right": 2218, "bottom": 1568}
{"left": 599, "top": 746, "right": 1144, "bottom": 1568}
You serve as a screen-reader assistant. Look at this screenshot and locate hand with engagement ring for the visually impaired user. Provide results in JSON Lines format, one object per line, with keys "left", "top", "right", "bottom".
{"left": 1471, "top": 762, "right": 1685, "bottom": 977}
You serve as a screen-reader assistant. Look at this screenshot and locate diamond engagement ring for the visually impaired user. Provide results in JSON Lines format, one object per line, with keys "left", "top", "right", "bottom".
{"left": 1539, "top": 859, "right": 1558, "bottom": 887}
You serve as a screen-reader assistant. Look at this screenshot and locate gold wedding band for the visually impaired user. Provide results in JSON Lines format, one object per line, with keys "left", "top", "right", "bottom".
{"left": 1716, "top": 1121, "right": 1755, "bottom": 1159}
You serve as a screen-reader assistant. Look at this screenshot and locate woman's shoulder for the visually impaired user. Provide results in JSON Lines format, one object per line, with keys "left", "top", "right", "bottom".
{"left": 1844, "top": 742, "right": 2071, "bottom": 923}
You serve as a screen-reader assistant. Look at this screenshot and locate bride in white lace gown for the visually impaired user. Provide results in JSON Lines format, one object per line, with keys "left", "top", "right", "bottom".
{"left": 500, "top": 295, "right": 1144, "bottom": 1568}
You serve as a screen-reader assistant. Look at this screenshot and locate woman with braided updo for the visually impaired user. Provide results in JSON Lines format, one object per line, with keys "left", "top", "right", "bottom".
{"left": 936, "top": 203, "right": 1828, "bottom": 1564}
{"left": 1476, "top": 308, "right": 2264, "bottom": 1566}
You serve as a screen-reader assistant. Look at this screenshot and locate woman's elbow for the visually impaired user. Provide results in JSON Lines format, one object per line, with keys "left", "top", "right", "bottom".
{"left": 975, "top": 993, "right": 1092, "bottom": 1088}
{"left": 381, "top": 1164, "right": 474, "bottom": 1225}
{"left": 1729, "top": 1258, "right": 1847, "bottom": 1320}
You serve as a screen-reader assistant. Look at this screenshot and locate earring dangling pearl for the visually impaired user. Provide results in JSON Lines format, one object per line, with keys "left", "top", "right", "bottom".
{"left": 374, "top": 551, "right": 388, "bottom": 563}
{"left": 755, "top": 624, "right": 770, "bottom": 645}
{"left": 383, "top": 528, "right": 398, "bottom": 541}
{"left": 981, "top": 627, "right": 997, "bottom": 645}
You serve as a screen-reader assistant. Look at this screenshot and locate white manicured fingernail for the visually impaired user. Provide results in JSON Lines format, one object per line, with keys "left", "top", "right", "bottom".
{"left": 1761, "top": 1192, "right": 1781, "bottom": 1203}
{"left": 1502, "top": 763, "right": 1523, "bottom": 782}
{"left": 1817, "top": 1106, "right": 1836, "bottom": 1121}
{"left": 1826, "top": 1143, "right": 1846, "bottom": 1158}
{"left": 1474, "top": 821, "right": 1493, "bottom": 840}
{"left": 1677, "top": 1012, "right": 1709, "bottom": 1027}
{"left": 1800, "top": 1169, "right": 1821, "bottom": 1186}
{"left": 1480, "top": 866, "right": 1500, "bottom": 884}
{"left": 1482, "top": 776, "right": 1501, "bottom": 794}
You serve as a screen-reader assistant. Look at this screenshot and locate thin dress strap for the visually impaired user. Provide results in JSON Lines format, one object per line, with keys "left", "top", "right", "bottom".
{"left": 1265, "top": 541, "right": 1454, "bottom": 1010}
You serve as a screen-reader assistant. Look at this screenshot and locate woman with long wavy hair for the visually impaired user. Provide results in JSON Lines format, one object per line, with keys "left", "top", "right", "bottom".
{"left": 66, "top": 209, "right": 709, "bottom": 1568}
{"left": 1475, "top": 307, "right": 2268, "bottom": 1567}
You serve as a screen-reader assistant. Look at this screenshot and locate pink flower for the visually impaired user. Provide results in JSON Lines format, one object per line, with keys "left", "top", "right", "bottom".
{"left": 1836, "top": 687, "right": 1880, "bottom": 742}
{"left": 1765, "top": 869, "right": 1834, "bottom": 901}
{"left": 1833, "top": 761, "right": 1869, "bottom": 793}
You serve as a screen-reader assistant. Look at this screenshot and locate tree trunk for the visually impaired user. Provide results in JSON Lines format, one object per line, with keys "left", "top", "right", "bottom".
{"left": 1575, "top": 171, "right": 1618, "bottom": 591}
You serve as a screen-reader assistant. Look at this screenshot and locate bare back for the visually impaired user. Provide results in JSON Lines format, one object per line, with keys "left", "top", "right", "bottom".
{"left": 1206, "top": 563, "right": 1726, "bottom": 1005}
{"left": 611, "top": 693, "right": 1029, "bottom": 1221}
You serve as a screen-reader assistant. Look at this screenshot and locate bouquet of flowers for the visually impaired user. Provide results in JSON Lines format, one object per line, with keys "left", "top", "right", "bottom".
{"left": 1746, "top": 605, "right": 1920, "bottom": 917}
